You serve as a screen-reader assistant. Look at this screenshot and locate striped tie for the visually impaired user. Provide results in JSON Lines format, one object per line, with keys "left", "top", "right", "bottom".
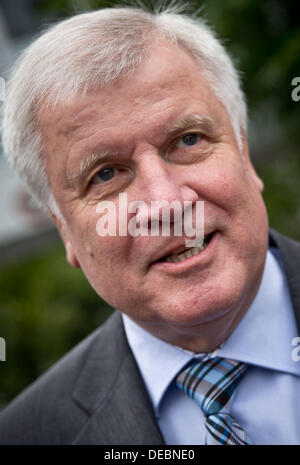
{"left": 175, "top": 356, "right": 253, "bottom": 445}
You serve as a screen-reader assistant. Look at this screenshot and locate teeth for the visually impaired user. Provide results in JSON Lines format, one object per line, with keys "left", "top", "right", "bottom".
{"left": 165, "top": 244, "right": 206, "bottom": 263}
{"left": 191, "top": 246, "right": 204, "bottom": 256}
{"left": 161, "top": 233, "right": 214, "bottom": 264}
{"left": 166, "top": 254, "right": 179, "bottom": 263}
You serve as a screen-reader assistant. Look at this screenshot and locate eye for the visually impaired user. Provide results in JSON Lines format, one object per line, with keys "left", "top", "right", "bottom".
{"left": 92, "top": 167, "right": 117, "bottom": 184}
{"left": 178, "top": 133, "right": 201, "bottom": 148}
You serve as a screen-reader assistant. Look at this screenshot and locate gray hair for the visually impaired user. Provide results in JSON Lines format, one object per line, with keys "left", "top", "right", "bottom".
{"left": 2, "top": 5, "right": 247, "bottom": 219}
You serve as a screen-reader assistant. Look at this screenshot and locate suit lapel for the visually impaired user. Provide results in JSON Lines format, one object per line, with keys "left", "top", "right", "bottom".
{"left": 70, "top": 312, "right": 165, "bottom": 445}
{"left": 269, "top": 228, "right": 300, "bottom": 332}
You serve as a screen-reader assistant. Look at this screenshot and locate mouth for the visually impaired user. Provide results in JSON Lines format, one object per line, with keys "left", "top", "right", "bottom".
{"left": 156, "top": 232, "right": 215, "bottom": 264}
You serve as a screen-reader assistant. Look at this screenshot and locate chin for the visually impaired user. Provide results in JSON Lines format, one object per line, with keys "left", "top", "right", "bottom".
{"left": 155, "top": 273, "right": 254, "bottom": 329}
{"left": 169, "top": 302, "right": 236, "bottom": 329}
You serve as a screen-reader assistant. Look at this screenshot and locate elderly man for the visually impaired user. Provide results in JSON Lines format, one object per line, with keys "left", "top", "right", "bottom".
{"left": 0, "top": 6, "right": 300, "bottom": 446}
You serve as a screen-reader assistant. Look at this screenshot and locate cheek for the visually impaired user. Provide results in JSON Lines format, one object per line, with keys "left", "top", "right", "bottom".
{"left": 196, "top": 157, "right": 268, "bottom": 248}
{"left": 64, "top": 208, "right": 102, "bottom": 264}
{"left": 70, "top": 208, "right": 133, "bottom": 282}
{"left": 75, "top": 232, "right": 143, "bottom": 311}
{"left": 75, "top": 227, "right": 124, "bottom": 268}
{"left": 194, "top": 157, "right": 250, "bottom": 212}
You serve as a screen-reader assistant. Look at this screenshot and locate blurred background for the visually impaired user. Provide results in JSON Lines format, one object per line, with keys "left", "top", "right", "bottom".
{"left": 0, "top": 0, "right": 299, "bottom": 407}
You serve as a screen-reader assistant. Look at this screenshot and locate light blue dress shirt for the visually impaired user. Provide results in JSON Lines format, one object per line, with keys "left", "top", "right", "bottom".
{"left": 122, "top": 248, "right": 300, "bottom": 445}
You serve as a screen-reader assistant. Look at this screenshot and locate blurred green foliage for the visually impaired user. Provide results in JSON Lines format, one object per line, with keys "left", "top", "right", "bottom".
{"left": 1, "top": 0, "right": 300, "bottom": 405}
{"left": 36, "top": 0, "right": 300, "bottom": 144}
{"left": 0, "top": 242, "right": 113, "bottom": 406}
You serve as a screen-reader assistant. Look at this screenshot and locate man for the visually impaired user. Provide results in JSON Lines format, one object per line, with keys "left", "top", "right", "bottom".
{"left": 0, "top": 6, "right": 300, "bottom": 445}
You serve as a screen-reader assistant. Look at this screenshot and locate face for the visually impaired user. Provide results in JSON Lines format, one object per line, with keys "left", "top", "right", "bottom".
{"left": 40, "top": 40, "right": 269, "bottom": 352}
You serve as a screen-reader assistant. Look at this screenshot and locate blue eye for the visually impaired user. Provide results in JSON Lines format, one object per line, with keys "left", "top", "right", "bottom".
{"left": 181, "top": 133, "right": 200, "bottom": 146}
{"left": 94, "top": 167, "right": 116, "bottom": 184}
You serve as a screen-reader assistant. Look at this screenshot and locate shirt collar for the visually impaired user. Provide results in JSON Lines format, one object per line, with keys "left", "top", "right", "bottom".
{"left": 122, "top": 248, "right": 300, "bottom": 417}
{"left": 122, "top": 313, "right": 194, "bottom": 416}
{"left": 216, "top": 247, "right": 300, "bottom": 375}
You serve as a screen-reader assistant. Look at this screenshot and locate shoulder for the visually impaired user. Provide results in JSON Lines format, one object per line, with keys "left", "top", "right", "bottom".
{"left": 269, "top": 228, "right": 300, "bottom": 331}
{"left": 269, "top": 228, "right": 300, "bottom": 278}
{"left": 270, "top": 227, "right": 300, "bottom": 253}
{"left": 0, "top": 311, "right": 125, "bottom": 445}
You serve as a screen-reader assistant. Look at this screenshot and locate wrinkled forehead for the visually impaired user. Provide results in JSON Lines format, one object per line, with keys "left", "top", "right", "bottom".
{"left": 37, "top": 39, "right": 226, "bottom": 141}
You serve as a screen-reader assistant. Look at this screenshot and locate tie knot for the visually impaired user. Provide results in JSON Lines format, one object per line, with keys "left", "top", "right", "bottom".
{"left": 175, "top": 357, "right": 248, "bottom": 416}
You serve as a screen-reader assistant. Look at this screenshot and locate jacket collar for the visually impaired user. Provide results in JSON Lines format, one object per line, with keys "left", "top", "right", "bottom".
{"left": 71, "top": 311, "right": 165, "bottom": 445}
{"left": 269, "top": 228, "right": 300, "bottom": 333}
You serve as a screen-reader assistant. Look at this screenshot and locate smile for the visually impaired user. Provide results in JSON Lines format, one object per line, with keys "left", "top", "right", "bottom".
{"left": 157, "top": 232, "right": 214, "bottom": 264}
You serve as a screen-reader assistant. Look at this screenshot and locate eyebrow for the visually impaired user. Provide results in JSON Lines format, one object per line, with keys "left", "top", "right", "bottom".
{"left": 68, "top": 151, "right": 116, "bottom": 186}
{"left": 166, "top": 114, "right": 219, "bottom": 139}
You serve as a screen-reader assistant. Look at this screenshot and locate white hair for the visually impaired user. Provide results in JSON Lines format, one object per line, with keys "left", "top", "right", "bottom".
{"left": 1, "top": 5, "right": 247, "bottom": 219}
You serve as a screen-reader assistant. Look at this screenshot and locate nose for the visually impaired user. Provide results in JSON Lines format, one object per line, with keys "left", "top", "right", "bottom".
{"left": 135, "top": 149, "right": 198, "bottom": 202}
{"left": 130, "top": 149, "right": 199, "bottom": 230}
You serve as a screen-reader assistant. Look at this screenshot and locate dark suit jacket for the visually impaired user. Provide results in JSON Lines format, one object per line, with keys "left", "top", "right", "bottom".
{"left": 0, "top": 229, "right": 300, "bottom": 445}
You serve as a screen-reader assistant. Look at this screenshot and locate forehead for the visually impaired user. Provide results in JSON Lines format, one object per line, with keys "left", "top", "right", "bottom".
{"left": 39, "top": 40, "right": 226, "bottom": 140}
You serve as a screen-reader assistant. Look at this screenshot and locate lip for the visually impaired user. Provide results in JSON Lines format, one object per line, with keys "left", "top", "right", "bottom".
{"left": 150, "top": 230, "right": 218, "bottom": 272}
{"left": 153, "top": 230, "right": 215, "bottom": 263}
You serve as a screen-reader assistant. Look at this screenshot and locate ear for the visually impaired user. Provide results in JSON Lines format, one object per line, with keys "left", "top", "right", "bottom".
{"left": 240, "top": 130, "right": 264, "bottom": 193}
{"left": 50, "top": 212, "right": 80, "bottom": 268}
